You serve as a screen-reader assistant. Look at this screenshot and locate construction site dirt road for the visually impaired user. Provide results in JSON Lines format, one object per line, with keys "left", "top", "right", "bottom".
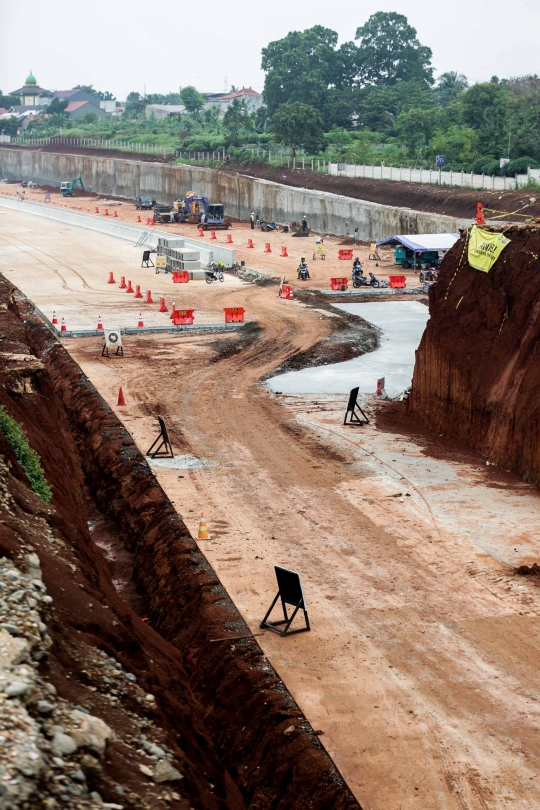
{"left": 2, "top": 207, "right": 540, "bottom": 809}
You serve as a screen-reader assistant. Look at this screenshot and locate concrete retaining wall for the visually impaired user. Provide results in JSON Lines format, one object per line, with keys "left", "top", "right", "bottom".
{"left": 0, "top": 194, "right": 236, "bottom": 267}
{"left": 0, "top": 147, "right": 460, "bottom": 240}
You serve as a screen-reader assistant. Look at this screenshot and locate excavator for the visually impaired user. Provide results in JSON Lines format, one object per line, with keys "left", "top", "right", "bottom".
{"left": 182, "top": 192, "right": 228, "bottom": 229}
{"left": 60, "top": 177, "right": 84, "bottom": 197}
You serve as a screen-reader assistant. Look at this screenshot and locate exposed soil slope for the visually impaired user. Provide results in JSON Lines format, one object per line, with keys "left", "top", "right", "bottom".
{"left": 409, "top": 224, "right": 540, "bottom": 486}
{"left": 1, "top": 277, "right": 359, "bottom": 809}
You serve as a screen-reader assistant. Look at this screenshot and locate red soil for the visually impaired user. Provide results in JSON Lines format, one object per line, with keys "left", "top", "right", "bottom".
{"left": 0, "top": 277, "right": 359, "bottom": 808}
{"left": 408, "top": 224, "right": 540, "bottom": 487}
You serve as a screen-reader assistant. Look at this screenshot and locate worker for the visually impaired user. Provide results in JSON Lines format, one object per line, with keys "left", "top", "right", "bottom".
{"left": 250, "top": 212, "right": 255, "bottom": 230}
{"left": 353, "top": 257, "right": 362, "bottom": 272}
{"left": 170, "top": 209, "right": 175, "bottom": 223}
{"left": 297, "top": 257, "right": 310, "bottom": 280}
{"left": 302, "top": 215, "right": 308, "bottom": 233}
{"left": 201, "top": 211, "right": 206, "bottom": 223}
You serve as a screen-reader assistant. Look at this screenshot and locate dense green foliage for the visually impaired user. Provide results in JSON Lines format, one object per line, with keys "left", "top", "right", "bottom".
{"left": 0, "top": 406, "right": 52, "bottom": 502}
{"left": 269, "top": 102, "right": 324, "bottom": 156}
{"left": 16, "top": 14, "right": 540, "bottom": 173}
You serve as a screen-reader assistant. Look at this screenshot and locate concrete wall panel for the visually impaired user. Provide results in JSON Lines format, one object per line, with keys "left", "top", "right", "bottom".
{"left": 0, "top": 148, "right": 459, "bottom": 240}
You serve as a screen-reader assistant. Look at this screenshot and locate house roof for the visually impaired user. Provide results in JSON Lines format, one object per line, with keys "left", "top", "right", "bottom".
{"left": 65, "top": 100, "right": 101, "bottom": 112}
{"left": 54, "top": 89, "right": 83, "bottom": 98}
{"left": 10, "top": 86, "right": 51, "bottom": 96}
{"left": 0, "top": 108, "right": 7, "bottom": 116}
{"left": 212, "top": 88, "right": 261, "bottom": 101}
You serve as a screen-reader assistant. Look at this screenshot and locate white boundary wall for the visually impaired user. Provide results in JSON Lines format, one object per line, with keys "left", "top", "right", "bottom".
{"left": 0, "top": 195, "right": 237, "bottom": 267}
{"left": 329, "top": 163, "right": 540, "bottom": 191}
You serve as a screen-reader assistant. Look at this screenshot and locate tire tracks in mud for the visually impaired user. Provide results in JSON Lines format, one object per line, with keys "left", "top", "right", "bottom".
{"left": 0, "top": 231, "right": 97, "bottom": 291}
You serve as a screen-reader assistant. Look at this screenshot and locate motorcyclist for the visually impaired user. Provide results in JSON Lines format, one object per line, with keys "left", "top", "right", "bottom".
{"left": 297, "top": 257, "right": 310, "bottom": 280}
{"left": 352, "top": 257, "right": 363, "bottom": 279}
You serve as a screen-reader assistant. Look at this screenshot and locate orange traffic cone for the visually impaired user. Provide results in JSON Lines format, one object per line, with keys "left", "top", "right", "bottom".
{"left": 95, "top": 206, "right": 99, "bottom": 213}
{"left": 87, "top": 207, "right": 90, "bottom": 212}
{"left": 107, "top": 271, "right": 116, "bottom": 284}
{"left": 158, "top": 296, "right": 168, "bottom": 312}
{"left": 52, "top": 310, "right": 58, "bottom": 325}
{"left": 137, "top": 215, "right": 141, "bottom": 223}
{"left": 104, "top": 209, "right": 109, "bottom": 216}
{"left": 119, "top": 275, "right": 127, "bottom": 289}
{"left": 476, "top": 202, "right": 486, "bottom": 226}
{"left": 210, "top": 230, "right": 216, "bottom": 240}
{"left": 145, "top": 289, "right": 154, "bottom": 304}
{"left": 264, "top": 242, "right": 271, "bottom": 253}
{"left": 247, "top": 238, "right": 254, "bottom": 248}
{"left": 280, "top": 245, "right": 288, "bottom": 257}
{"left": 117, "top": 387, "right": 126, "bottom": 406}
{"left": 60, "top": 317, "right": 67, "bottom": 332}
{"left": 137, "top": 313, "right": 144, "bottom": 328}
{"left": 113, "top": 210, "right": 118, "bottom": 218}
{"left": 96, "top": 315, "right": 104, "bottom": 330}
{"left": 197, "top": 512, "right": 209, "bottom": 540}
{"left": 126, "top": 279, "right": 134, "bottom": 293}
{"left": 226, "top": 233, "right": 233, "bottom": 243}
{"left": 169, "top": 302, "right": 177, "bottom": 320}
{"left": 134, "top": 284, "right": 143, "bottom": 299}
{"left": 198, "top": 227, "right": 204, "bottom": 237}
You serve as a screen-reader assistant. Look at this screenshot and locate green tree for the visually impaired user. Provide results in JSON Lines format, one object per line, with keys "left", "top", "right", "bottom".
{"left": 0, "top": 115, "right": 19, "bottom": 136}
{"left": 435, "top": 72, "right": 468, "bottom": 106}
{"left": 124, "top": 91, "right": 145, "bottom": 117}
{"left": 0, "top": 90, "right": 20, "bottom": 109}
{"left": 179, "top": 86, "right": 205, "bottom": 113}
{"left": 269, "top": 101, "right": 324, "bottom": 157}
{"left": 355, "top": 80, "right": 435, "bottom": 131}
{"left": 460, "top": 81, "right": 511, "bottom": 156}
{"left": 46, "top": 97, "right": 69, "bottom": 115}
{"left": 82, "top": 111, "right": 98, "bottom": 124}
{"left": 223, "top": 98, "right": 253, "bottom": 147}
{"left": 355, "top": 12, "right": 433, "bottom": 87}
{"left": 261, "top": 26, "right": 356, "bottom": 126}
{"left": 430, "top": 125, "right": 477, "bottom": 165}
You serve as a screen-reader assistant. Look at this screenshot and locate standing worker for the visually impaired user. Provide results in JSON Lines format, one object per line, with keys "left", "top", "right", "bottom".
{"left": 302, "top": 215, "right": 308, "bottom": 233}
{"left": 250, "top": 212, "right": 255, "bottom": 230}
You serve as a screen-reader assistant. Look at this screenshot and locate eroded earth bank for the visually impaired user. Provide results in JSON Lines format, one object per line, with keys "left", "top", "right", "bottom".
{"left": 0, "top": 275, "right": 358, "bottom": 810}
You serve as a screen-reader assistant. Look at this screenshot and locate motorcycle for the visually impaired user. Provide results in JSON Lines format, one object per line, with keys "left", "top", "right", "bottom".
{"left": 419, "top": 267, "right": 438, "bottom": 283}
{"left": 205, "top": 262, "right": 225, "bottom": 283}
{"left": 368, "top": 272, "right": 389, "bottom": 289}
{"left": 352, "top": 265, "right": 365, "bottom": 288}
{"left": 260, "top": 220, "right": 277, "bottom": 232}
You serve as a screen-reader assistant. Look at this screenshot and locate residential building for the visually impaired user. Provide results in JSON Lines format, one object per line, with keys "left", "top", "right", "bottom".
{"left": 65, "top": 100, "right": 107, "bottom": 119}
{"left": 145, "top": 104, "right": 186, "bottom": 120}
{"left": 204, "top": 88, "right": 263, "bottom": 116}
{"left": 53, "top": 88, "right": 101, "bottom": 106}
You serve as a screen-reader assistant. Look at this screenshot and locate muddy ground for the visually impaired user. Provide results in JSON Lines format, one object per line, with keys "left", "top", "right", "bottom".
{"left": 2, "top": 143, "right": 539, "bottom": 221}
{"left": 3, "top": 208, "right": 540, "bottom": 808}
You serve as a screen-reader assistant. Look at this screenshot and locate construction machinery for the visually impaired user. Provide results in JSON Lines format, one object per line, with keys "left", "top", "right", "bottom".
{"left": 183, "top": 192, "right": 229, "bottom": 229}
{"left": 60, "top": 177, "right": 84, "bottom": 197}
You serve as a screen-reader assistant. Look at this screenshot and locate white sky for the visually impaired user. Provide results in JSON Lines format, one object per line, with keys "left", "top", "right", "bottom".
{"left": 1, "top": 0, "right": 538, "bottom": 100}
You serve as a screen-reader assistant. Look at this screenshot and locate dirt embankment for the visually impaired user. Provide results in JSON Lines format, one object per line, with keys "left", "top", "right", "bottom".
{"left": 3, "top": 143, "right": 540, "bottom": 220}
{"left": 408, "top": 224, "right": 540, "bottom": 486}
{"left": 0, "top": 276, "right": 359, "bottom": 809}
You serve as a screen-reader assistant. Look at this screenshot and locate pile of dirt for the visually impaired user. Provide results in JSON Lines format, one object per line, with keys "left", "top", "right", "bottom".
{"left": 0, "top": 277, "right": 360, "bottom": 809}
{"left": 408, "top": 224, "right": 540, "bottom": 486}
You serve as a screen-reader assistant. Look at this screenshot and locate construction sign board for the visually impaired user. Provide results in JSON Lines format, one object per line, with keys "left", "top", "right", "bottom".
{"left": 468, "top": 226, "right": 511, "bottom": 273}
{"left": 156, "top": 255, "right": 167, "bottom": 269}
{"left": 314, "top": 244, "right": 326, "bottom": 256}
{"left": 102, "top": 327, "right": 123, "bottom": 357}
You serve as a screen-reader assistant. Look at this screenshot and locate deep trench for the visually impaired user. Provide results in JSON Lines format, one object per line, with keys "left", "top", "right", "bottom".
{"left": 8, "top": 281, "right": 360, "bottom": 810}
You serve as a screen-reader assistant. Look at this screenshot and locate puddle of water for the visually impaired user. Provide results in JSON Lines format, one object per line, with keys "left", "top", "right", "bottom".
{"left": 267, "top": 301, "right": 429, "bottom": 397}
{"left": 147, "top": 454, "right": 211, "bottom": 470}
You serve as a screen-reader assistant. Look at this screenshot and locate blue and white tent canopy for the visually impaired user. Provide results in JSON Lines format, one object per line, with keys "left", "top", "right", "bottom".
{"left": 376, "top": 233, "right": 460, "bottom": 251}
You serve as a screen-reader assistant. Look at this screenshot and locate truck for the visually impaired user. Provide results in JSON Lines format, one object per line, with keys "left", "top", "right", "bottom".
{"left": 60, "top": 177, "right": 84, "bottom": 197}
{"left": 394, "top": 245, "right": 440, "bottom": 270}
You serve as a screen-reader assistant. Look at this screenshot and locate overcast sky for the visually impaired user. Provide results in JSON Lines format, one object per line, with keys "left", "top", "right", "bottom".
{"left": 1, "top": 0, "right": 538, "bottom": 100}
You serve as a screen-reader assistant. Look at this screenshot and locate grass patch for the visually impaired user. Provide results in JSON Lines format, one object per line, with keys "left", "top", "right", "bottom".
{"left": 0, "top": 406, "right": 52, "bottom": 502}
